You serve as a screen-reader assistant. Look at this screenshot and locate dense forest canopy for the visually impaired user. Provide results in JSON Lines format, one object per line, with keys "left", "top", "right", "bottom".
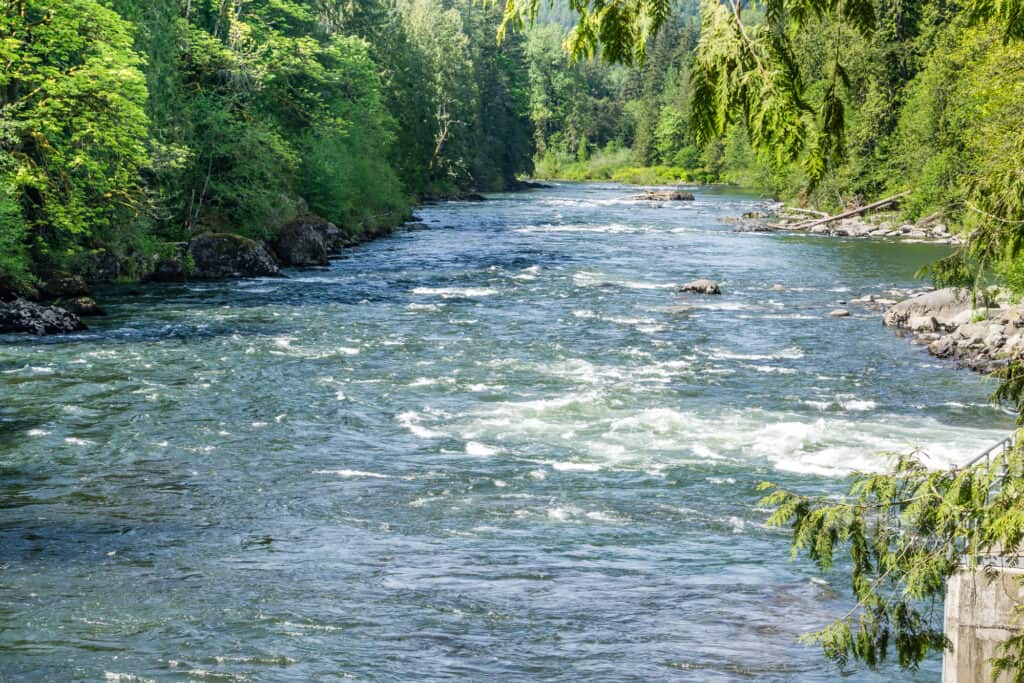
{"left": 0, "top": 0, "right": 542, "bottom": 293}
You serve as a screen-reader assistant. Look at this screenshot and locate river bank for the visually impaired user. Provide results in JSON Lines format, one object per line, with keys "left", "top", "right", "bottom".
{"left": 0, "top": 188, "right": 523, "bottom": 335}
{"left": 732, "top": 205, "right": 963, "bottom": 245}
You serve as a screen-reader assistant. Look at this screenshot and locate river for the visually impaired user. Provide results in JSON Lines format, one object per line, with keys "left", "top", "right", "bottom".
{"left": 0, "top": 183, "right": 1014, "bottom": 681}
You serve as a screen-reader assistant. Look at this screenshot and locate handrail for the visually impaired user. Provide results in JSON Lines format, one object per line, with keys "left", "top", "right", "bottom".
{"left": 958, "top": 432, "right": 1018, "bottom": 470}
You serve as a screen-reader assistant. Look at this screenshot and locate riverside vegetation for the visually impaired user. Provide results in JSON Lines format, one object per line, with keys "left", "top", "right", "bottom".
{"left": 1, "top": 0, "right": 546, "bottom": 307}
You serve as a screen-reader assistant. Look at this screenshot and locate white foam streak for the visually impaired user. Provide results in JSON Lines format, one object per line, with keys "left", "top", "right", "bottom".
{"left": 411, "top": 287, "right": 498, "bottom": 298}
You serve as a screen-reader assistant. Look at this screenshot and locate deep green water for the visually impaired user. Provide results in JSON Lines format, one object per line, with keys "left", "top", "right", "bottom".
{"left": 0, "top": 183, "right": 1014, "bottom": 681}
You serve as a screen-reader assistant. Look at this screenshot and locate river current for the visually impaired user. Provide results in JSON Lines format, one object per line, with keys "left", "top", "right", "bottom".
{"left": 0, "top": 183, "right": 1015, "bottom": 681}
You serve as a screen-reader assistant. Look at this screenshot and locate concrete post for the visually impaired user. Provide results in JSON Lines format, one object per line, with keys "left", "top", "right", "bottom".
{"left": 944, "top": 563, "right": 1024, "bottom": 682}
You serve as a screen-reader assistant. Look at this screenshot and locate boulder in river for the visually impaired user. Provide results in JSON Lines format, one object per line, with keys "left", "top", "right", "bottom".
{"left": 633, "top": 190, "right": 695, "bottom": 201}
{"left": 271, "top": 218, "right": 348, "bottom": 265}
{"left": 829, "top": 309, "right": 851, "bottom": 317}
{"left": 0, "top": 299, "right": 86, "bottom": 335}
{"left": 679, "top": 279, "right": 721, "bottom": 295}
{"left": 189, "top": 233, "right": 282, "bottom": 279}
{"left": 271, "top": 220, "right": 329, "bottom": 266}
{"left": 58, "top": 296, "right": 106, "bottom": 317}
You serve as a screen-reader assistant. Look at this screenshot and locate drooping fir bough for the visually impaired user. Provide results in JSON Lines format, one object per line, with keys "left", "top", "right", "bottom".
{"left": 760, "top": 445, "right": 1024, "bottom": 675}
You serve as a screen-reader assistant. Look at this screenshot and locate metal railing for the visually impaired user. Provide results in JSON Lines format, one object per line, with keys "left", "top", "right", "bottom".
{"left": 959, "top": 432, "right": 1019, "bottom": 471}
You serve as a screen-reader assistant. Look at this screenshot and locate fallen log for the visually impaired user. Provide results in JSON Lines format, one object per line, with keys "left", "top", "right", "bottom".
{"left": 783, "top": 206, "right": 829, "bottom": 218}
{"left": 789, "top": 191, "right": 910, "bottom": 231}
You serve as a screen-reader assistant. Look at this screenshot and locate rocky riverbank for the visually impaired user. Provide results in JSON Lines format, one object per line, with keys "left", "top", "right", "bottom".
{"left": 880, "top": 288, "right": 1024, "bottom": 372}
{"left": 820, "top": 284, "right": 1024, "bottom": 373}
{"left": 733, "top": 206, "right": 963, "bottom": 245}
{"left": 0, "top": 214, "right": 425, "bottom": 336}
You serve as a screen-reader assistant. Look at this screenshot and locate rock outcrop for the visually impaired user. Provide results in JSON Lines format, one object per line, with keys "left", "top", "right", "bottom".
{"left": 882, "top": 288, "right": 979, "bottom": 332}
{"left": 0, "top": 299, "right": 86, "bottom": 335}
{"left": 271, "top": 221, "right": 328, "bottom": 266}
{"left": 40, "top": 273, "right": 90, "bottom": 300}
{"left": 188, "top": 233, "right": 282, "bottom": 279}
{"left": 679, "top": 279, "right": 721, "bottom": 295}
{"left": 882, "top": 287, "right": 1023, "bottom": 372}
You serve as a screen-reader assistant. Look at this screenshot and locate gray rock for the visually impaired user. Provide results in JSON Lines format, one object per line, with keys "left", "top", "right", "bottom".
{"left": 189, "top": 233, "right": 282, "bottom": 279}
{"left": 271, "top": 221, "right": 329, "bottom": 266}
{"left": 679, "top": 279, "right": 721, "bottom": 295}
{"left": 883, "top": 288, "right": 975, "bottom": 332}
{"left": 829, "top": 309, "right": 851, "bottom": 317}
{"left": 928, "top": 336, "right": 957, "bottom": 358}
{"left": 0, "top": 299, "right": 86, "bottom": 335}
{"left": 271, "top": 218, "right": 348, "bottom": 265}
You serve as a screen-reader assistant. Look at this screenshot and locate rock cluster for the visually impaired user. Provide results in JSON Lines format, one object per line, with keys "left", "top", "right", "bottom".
{"left": 0, "top": 299, "right": 86, "bottom": 335}
{"left": 735, "top": 209, "right": 962, "bottom": 245}
{"left": 882, "top": 287, "right": 1024, "bottom": 372}
{"left": 632, "top": 190, "right": 695, "bottom": 202}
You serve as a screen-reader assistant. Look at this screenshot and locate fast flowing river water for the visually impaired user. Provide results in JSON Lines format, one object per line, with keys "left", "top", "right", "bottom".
{"left": 0, "top": 183, "right": 1015, "bottom": 681}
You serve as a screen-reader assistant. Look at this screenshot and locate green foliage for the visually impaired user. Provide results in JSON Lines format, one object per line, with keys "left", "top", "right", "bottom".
{"left": 0, "top": 179, "right": 32, "bottom": 292}
{"left": 762, "top": 443, "right": 1024, "bottom": 673}
{"left": 0, "top": 0, "right": 150, "bottom": 273}
{"left": 0, "top": 0, "right": 537, "bottom": 286}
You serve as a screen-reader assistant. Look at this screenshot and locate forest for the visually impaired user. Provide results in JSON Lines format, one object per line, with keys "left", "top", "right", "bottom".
{"left": 4, "top": 0, "right": 1021, "bottom": 299}
{"left": 0, "top": 0, "right": 541, "bottom": 296}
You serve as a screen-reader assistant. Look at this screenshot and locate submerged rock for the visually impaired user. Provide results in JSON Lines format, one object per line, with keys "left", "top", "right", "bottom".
{"left": 679, "top": 279, "right": 721, "bottom": 295}
{"left": 189, "top": 233, "right": 282, "bottom": 279}
{"left": 0, "top": 299, "right": 86, "bottom": 335}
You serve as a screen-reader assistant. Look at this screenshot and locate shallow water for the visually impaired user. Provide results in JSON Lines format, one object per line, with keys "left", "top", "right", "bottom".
{"left": 0, "top": 183, "right": 1012, "bottom": 681}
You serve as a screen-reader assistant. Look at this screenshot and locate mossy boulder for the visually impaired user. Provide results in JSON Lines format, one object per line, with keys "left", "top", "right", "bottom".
{"left": 188, "top": 233, "right": 282, "bottom": 279}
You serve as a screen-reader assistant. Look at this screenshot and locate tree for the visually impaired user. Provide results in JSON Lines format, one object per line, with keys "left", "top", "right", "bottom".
{"left": 0, "top": 0, "right": 150, "bottom": 276}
